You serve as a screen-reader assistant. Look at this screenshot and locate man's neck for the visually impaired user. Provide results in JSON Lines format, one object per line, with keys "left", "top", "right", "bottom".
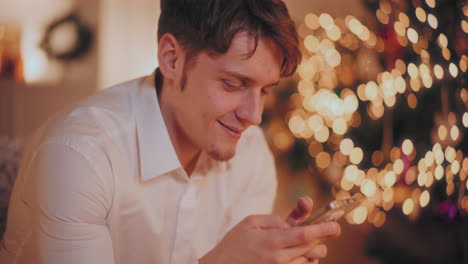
{"left": 157, "top": 79, "right": 201, "bottom": 177}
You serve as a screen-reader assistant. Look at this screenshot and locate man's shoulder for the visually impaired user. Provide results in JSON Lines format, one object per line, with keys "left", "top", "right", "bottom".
{"left": 31, "top": 77, "right": 147, "bottom": 151}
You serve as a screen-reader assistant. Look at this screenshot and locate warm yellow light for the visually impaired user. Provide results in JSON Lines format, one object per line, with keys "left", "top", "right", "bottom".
{"left": 339, "top": 139, "right": 353, "bottom": 157}
{"left": 289, "top": 116, "right": 305, "bottom": 134}
{"left": 308, "top": 141, "right": 323, "bottom": 157}
{"left": 394, "top": 21, "right": 406, "bottom": 36}
{"left": 426, "top": 171, "right": 434, "bottom": 187}
{"left": 438, "top": 34, "right": 448, "bottom": 48}
{"left": 451, "top": 126, "right": 460, "bottom": 141}
{"left": 319, "top": 13, "right": 334, "bottom": 30}
{"left": 394, "top": 159, "right": 404, "bottom": 174}
{"left": 395, "top": 59, "right": 406, "bottom": 74}
{"left": 395, "top": 76, "right": 406, "bottom": 93}
{"left": 408, "top": 63, "right": 419, "bottom": 79}
{"left": 462, "top": 20, "right": 468, "bottom": 34}
{"left": 298, "top": 80, "right": 315, "bottom": 97}
{"left": 352, "top": 206, "right": 368, "bottom": 224}
{"left": 373, "top": 211, "right": 386, "bottom": 227}
{"left": 372, "top": 151, "right": 384, "bottom": 167}
{"left": 350, "top": 147, "right": 364, "bottom": 164}
{"left": 433, "top": 64, "right": 444, "bottom": 79}
{"left": 398, "top": 12, "right": 410, "bottom": 27}
{"left": 435, "top": 165, "right": 444, "bottom": 180}
{"left": 462, "top": 89, "right": 468, "bottom": 103}
{"left": 407, "top": 28, "right": 419, "bottom": 44}
{"left": 418, "top": 171, "right": 427, "bottom": 186}
{"left": 422, "top": 76, "right": 433, "bottom": 89}
{"left": 361, "top": 179, "right": 377, "bottom": 197}
{"left": 438, "top": 125, "right": 448, "bottom": 140}
{"left": 305, "top": 13, "right": 320, "bottom": 30}
{"left": 460, "top": 57, "right": 467, "bottom": 72}
{"left": 384, "top": 171, "right": 397, "bottom": 187}
{"left": 415, "top": 7, "right": 427, "bottom": 22}
{"left": 365, "top": 81, "right": 379, "bottom": 101}
{"left": 332, "top": 118, "right": 347, "bottom": 135}
{"left": 449, "top": 63, "right": 459, "bottom": 77}
{"left": 445, "top": 147, "right": 456, "bottom": 163}
{"left": 380, "top": 0, "right": 392, "bottom": 14}
{"left": 344, "top": 165, "right": 359, "bottom": 181}
{"left": 308, "top": 115, "right": 324, "bottom": 131}
{"left": 452, "top": 160, "right": 461, "bottom": 174}
{"left": 402, "top": 139, "right": 414, "bottom": 155}
{"left": 425, "top": 0, "right": 435, "bottom": 8}
{"left": 315, "top": 126, "right": 330, "bottom": 143}
{"left": 410, "top": 78, "right": 421, "bottom": 92}
{"left": 325, "top": 49, "right": 341, "bottom": 67}
{"left": 447, "top": 182, "right": 455, "bottom": 196}
{"left": 418, "top": 159, "right": 428, "bottom": 172}
{"left": 403, "top": 198, "right": 414, "bottom": 215}
{"left": 407, "top": 94, "right": 418, "bottom": 109}
{"left": 376, "top": 9, "right": 389, "bottom": 24}
{"left": 304, "top": 35, "right": 320, "bottom": 53}
{"left": 316, "top": 152, "right": 332, "bottom": 169}
{"left": 435, "top": 150, "right": 444, "bottom": 165}
{"left": 427, "top": 14, "right": 438, "bottom": 29}
{"left": 326, "top": 25, "right": 342, "bottom": 41}
{"left": 463, "top": 113, "right": 468, "bottom": 127}
{"left": 425, "top": 151, "right": 435, "bottom": 167}
{"left": 383, "top": 187, "right": 393, "bottom": 202}
{"left": 442, "top": 48, "right": 451, "bottom": 61}
{"left": 420, "top": 190, "right": 430, "bottom": 207}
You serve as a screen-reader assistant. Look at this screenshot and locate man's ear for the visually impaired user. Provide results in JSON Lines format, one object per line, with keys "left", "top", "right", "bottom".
{"left": 157, "top": 33, "right": 184, "bottom": 82}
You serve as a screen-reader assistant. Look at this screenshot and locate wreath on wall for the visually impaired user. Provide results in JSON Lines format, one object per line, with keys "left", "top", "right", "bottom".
{"left": 40, "top": 13, "right": 93, "bottom": 61}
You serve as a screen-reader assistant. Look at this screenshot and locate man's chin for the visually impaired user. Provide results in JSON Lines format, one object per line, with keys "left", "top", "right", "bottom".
{"left": 207, "top": 147, "right": 236, "bottom": 162}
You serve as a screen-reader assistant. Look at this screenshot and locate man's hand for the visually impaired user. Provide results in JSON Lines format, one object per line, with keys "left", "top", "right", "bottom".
{"left": 199, "top": 210, "right": 340, "bottom": 264}
{"left": 286, "top": 196, "right": 341, "bottom": 263}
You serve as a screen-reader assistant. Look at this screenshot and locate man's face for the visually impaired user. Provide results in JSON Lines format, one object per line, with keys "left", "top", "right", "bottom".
{"left": 169, "top": 32, "right": 282, "bottom": 161}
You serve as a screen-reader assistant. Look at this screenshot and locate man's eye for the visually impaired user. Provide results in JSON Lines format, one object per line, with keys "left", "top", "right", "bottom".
{"left": 222, "top": 80, "right": 242, "bottom": 90}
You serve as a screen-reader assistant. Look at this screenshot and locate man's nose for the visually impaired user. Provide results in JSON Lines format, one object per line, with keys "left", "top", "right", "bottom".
{"left": 236, "top": 91, "right": 264, "bottom": 126}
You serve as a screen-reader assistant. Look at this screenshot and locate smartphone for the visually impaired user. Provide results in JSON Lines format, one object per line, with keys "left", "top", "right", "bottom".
{"left": 301, "top": 197, "right": 362, "bottom": 225}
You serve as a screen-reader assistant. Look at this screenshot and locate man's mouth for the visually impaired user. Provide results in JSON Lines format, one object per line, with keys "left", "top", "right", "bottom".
{"left": 218, "top": 121, "right": 243, "bottom": 138}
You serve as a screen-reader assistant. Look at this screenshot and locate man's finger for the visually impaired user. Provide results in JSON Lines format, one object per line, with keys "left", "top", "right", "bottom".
{"left": 303, "top": 243, "right": 327, "bottom": 259}
{"left": 274, "top": 221, "right": 340, "bottom": 247}
{"left": 286, "top": 196, "right": 314, "bottom": 226}
{"left": 288, "top": 256, "right": 310, "bottom": 264}
{"left": 243, "top": 214, "right": 288, "bottom": 229}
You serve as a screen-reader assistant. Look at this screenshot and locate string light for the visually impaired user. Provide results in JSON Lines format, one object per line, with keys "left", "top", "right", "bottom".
{"left": 290, "top": 5, "right": 466, "bottom": 226}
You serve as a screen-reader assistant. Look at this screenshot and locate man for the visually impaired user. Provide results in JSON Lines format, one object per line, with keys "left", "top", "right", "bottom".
{"left": 0, "top": 0, "right": 341, "bottom": 263}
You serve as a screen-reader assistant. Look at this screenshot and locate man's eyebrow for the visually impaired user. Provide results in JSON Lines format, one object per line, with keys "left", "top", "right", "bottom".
{"left": 221, "top": 70, "right": 280, "bottom": 87}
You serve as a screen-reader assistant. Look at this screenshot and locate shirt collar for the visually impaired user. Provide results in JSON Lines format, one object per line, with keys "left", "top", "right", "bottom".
{"left": 133, "top": 72, "right": 182, "bottom": 181}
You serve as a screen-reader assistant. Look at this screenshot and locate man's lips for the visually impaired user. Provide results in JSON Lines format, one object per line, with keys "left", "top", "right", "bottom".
{"left": 218, "top": 121, "right": 243, "bottom": 138}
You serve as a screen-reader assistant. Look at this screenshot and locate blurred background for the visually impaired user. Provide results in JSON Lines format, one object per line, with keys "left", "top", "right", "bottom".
{"left": 0, "top": 0, "right": 467, "bottom": 263}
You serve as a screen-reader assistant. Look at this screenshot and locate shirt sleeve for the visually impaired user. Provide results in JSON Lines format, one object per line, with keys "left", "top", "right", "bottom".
{"left": 28, "top": 142, "right": 115, "bottom": 264}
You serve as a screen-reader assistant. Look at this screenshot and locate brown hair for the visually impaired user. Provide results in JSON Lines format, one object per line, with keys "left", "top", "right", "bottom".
{"left": 157, "top": 0, "right": 301, "bottom": 78}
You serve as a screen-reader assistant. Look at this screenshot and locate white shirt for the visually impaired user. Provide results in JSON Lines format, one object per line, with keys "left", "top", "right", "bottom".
{"left": 0, "top": 73, "right": 277, "bottom": 264}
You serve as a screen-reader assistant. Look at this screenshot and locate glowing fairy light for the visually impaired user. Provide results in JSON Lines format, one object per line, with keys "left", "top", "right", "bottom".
{"left": 420, "top": 190, "right": 430, "bottom": 207}
{"left": 340, "top": 138, "right": 354, "bottom": 155}
{"left": 463, "top": 113, "right": 468, "bottom": 127}
{"left": 427, "top": 14, "right": 438, "bottom": 29}
{"left": 449, "top": 63, "right": 459, "bottom": 77}
{"left": 352, "top": 206, "right": 368, "bottom": 224}
{"left": 305, "top": 13, "right": 320, "bottom": 30}
{"left": 350, "top": 147, "right": 364, "bottom": 164}
{"left": 402, "top": 139, "right": 414, "bottom": 155}
{"left": 403, "top": 199, "right": 414, "bottom": 215}
{"left": 415, "top": 7, "right": 427, "bottom": 22}
{"left": 319, "top": 13, "right": 334, "bottom": 30}
{"left": 425, "top": 0, "right": 435, "bottom": 8}
{"left": 433, "top": 64, "right": 444, "bottom": 79}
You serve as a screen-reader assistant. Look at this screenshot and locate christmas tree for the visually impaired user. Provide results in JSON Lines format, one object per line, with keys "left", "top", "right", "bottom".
{"left": 263, "top": 0, "right": 467, "bottom": 262}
